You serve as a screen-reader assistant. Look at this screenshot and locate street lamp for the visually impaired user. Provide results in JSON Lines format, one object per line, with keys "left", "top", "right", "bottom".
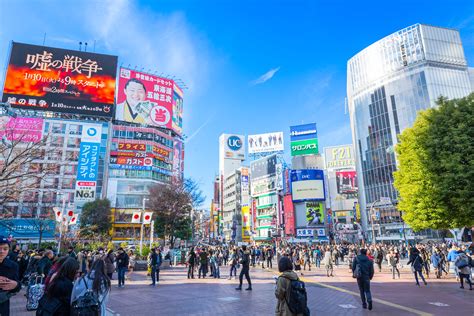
{"left": 139, "top": 197, "right": 149, "bottom": 255}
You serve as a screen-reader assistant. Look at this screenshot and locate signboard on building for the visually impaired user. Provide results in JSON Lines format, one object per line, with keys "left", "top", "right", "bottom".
{"left": 116, "top": 68, "right": 183, "bottom": 134}
{"left": 291, "top": 138, "right": 319, "bottom": 156}
{"left": 305, "top": 201, "right": 325, "bottom": 226}
{"left": 75, "top": 124, "right": 102, "bottom": 205}
{"left": 2, "top": 42, "right": 117, "bottom": 117}
{"left": 248, "top": 132, "right": 284, "bottom": 154}
{"left": 283, "top": 195, "right": 295, "bottom": 235}
{"left": 296, "top": 228, "right": 325, "bottom": 237}
{"left": 241, "top": 205, "right": 251, "bottom": 242}
{"left": 219, "top": 134, "right": 245, "bottom": 160}
{"left": 0, "top": 117, "right": 43, "bottom": 143}
{"left": 290, "top": 169, "right": 325, "bottom": 202}
{"left": 250, "top": 154, "right": 277, "bottom": 196}
{"left": 290, "top": 123, "right": 317, "bottom": 142}
{"left": 0, "top": 219, "right": 55, "bottom": 239}
{"left": 324, "top": 145, "right": 355, "bottom": 170}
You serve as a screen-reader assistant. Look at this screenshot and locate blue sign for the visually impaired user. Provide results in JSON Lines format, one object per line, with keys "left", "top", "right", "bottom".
{"left": 227, "top": 136, "right": 242, "bottom": 151}
{"left": 290, "top": 169, "right": 324, "bottom": 182}
{"left": 0, "top": 219, "right": 55, "bottom": 239}
{"left": 290, "top": 123, "right": 317, "bottom": 142}
{"left": 77, "top": 142, "right": 100, "bottom": 181}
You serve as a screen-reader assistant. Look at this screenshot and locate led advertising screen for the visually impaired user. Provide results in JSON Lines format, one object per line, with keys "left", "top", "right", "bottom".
{"left": 248, "top": 132, "right": 284, "bottom": 154}
{"left": 116, "top": 68, "right": 183, "bottom": 134}
{"left": 305, "top": 201, "right": 325, "bottom": 226}
{"left": 291, "top": 169, "right": 325, "bottom": 202}
{"left": 2, "top": 42, "right": 117, "bottom": 117}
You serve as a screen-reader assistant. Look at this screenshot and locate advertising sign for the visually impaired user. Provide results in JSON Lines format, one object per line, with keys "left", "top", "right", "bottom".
{"left": 241, "top": 205, "right": 251, "bottom": 242}
{"left": 173, "top": 140, "right": 184, "bottom": 180}
{"left": 116, "top": 68, "right": 183, "bottom": 134}
{"left": 305, "top": 201, "right": 325, "bottom": 226}
{"left": 250, "top": 154, "right": 277, "bottom": 196}
{"left": 324, "top": 145, "right": 355, "bottom": 170}
{"left": 291, "top": 138, "right": 319, "bottom": 156}
{"left": 336, "top": 171, "right": 358, "bottom": 196}
{"left": 291, "top": 169, "right": 325, "bottom": 202}
{"left": 283, "top": 195, "right": 295, "bottom": 235}
{"left": 75, "top": 181, "right": 97, "bottom": 202}
{"left": 296, "top": 228, "right": 325, "bottom": 237}
{"left": 0, "top": 219, "right": 55, "bottom": 239}
{"left": 290, "top": 123, "right": 317, "bottom": 142}
{"left": 2, "top": 42, "right": 117, "bottom": 117}
{"left": 0, "top": 117, "right": 43, "bottom": 143}
{"left": 248, "top": 132, "right": 284, "bottom": 154}
{"left": 220, "top": 134, "right": 245, "bottom": 160}
{"left": 241, "top": 168, "right": 249, "bottom": 195}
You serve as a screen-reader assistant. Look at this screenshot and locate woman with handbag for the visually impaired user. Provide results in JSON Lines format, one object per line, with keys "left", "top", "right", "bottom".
{"left": 37, "top": 257, "right": 79, "bottom": 316}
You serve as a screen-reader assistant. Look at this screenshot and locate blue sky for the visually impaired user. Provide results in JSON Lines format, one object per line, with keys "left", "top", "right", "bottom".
{"left": 1, "top": 0, "right": 473, "bottom": 208}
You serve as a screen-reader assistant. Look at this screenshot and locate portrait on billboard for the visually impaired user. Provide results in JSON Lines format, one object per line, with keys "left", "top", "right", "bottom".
{"left": 336, "top": 170, "right": 358, "bottom": 197}
{"left": 248, "top": 132, "right": 284, "bottom": 154}
{"left": 305, "top": 202, "right": 324, "bottom": 226}
{"left": 116, "top": 68, "right": 182, "bottom": 134}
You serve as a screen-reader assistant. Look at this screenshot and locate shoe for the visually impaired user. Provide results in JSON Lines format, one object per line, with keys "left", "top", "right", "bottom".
{"left": 235, "top": 287, "right": 242, "bottom": 291}
{"left": 149, "top": 283, "right": 156, "bottom": 286}
{"left": 368, "top": 302, "right": 372, "bottom": 310}
{"left": 424, "top": 282, "right": 427, "bottom": 286}
{"left": 245, "top": 287, "right": 252, "bottom": 291}
{"left": 460, "top": 286, "right": 464, "bottom": 289}
{"left": 362, "top": 304, "right": 367, "bottom": 309}
{"left": 416, "top": 283, "right": 420, "bottom": 287}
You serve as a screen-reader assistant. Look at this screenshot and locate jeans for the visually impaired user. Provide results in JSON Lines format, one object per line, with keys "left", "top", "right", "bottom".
{"left": 357, "top": 278, "right": 372, "bottom": 306}
{"left": 212, "top": 264, "right": 220, "bottom": 278}
{"left": 117, "top": 267, "right": 127, "bottom": 286}
{"left": 304, "top": 260, "right": 311, "bottom": 271}
{"left": 187, "top": 264, "right": 194, "bottom": 278}
{"left": 198, "top": 264, "right": 207, "bottom": 278}
{"left": 391, "top": 265, "right": 400, "bottom": 278}
{"left": 229, "top": 265, "right": 237, "bottom": 277}
{"left": 266, "top": 258, "right": 272, "bottom": 269}
{"left": 413, "top": 270, "right": 427, "bottom": 285}
{"left": 315, "top": 258, "right": 321, "bottom": 268}
{"left": 239, "top": 267, "right": 251, "bottom": 288}
{"left": 151, "top": 266, "right": 160, "bottom": 284}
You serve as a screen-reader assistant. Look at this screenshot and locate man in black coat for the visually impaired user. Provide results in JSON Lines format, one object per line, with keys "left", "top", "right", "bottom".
{"left": 187, "top": 247, "right": 196, "bottom": 279}
{"left": 236, "top": 245, "right": 252, "bottom": 291}
{"left": 352, "top": 248, "right": 374, "bottom": 310}
{"left": 0, "top": 236, "right": 21, "bottom": 316}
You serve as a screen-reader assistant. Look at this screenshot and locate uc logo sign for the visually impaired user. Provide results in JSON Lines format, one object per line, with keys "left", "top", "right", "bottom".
{"left": 87, "top": 127, "right": 97, "bottom": 137}
{"left": 227, "top": 136, "right": 242, "bottom": 151}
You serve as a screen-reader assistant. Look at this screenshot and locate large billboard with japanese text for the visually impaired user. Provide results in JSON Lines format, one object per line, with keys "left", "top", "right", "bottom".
{"left": 0, "top": 116, "right": 43, "bottom": 143}
{"left": 2, "top": 42, "right": 117, "bottom": 117}
{"left": 291, "top": 169, "right": 325, "bottom": 202}
{"left": 116, "top": 68, "right": 183, "bottom": 134}
{"left": 324, "top": 145, "right": 355, "bottom": 170}
{"left": 248, "top": 132, "right": 284, "bottom": 154}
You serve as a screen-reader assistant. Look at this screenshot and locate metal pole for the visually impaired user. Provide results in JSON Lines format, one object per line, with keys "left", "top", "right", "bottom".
{"left": 149, "top": 220, "right": 154, "bottom": 249}
{"left": 58, "top": 196, "right": 66, "bottom": 254}
{"left": 370, "top": 201, "right": 376, "bottom": 245}
{"left": 139, "top": 198, "right": 147, "bottom": 255}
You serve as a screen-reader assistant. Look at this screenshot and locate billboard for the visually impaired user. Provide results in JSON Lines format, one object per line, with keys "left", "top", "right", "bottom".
{"left": 290, "top": 123, "right": 317, "bottom": 142}
{"left": 283, "top": 195, "right": 295, "bottom": 235}
{"left": 248, "top": 132, "right": 284, "bottom": 154}
{"left": 241, "top": 205, "right": 251, "bottom": 242}
{"left": 291, "top": 138, "right": 319, "bottom": 156}
{"left": 116, "top": 68, "right": 183, "bottom": 134}
{"left": 0, "top": 117, "right": 43, "bottom": 143}
{"left": 324, "top": 145, "right": 355, "bottom": 170}
{"left": 2, "top": 42, "right": 117, "bottom": 117}
{"left": 336, "top": 171, "right": 358, "bottom": 196}
{"left": 305, "top": 201, "right": 325, "bottom": 226}
{"left": 75, "top": 124, "right": 102, "bottom": 204}
{"left": 291, "top": 169, "right": 325, "bottom": 202}
{"left": 0, "top": 219, "right": 55, "bottom": 239}
{"left": 250, "top": 154, "right": 277, "bottom": 196}
{"left": 219, "top": 134, "right": 245, "bottom": 160}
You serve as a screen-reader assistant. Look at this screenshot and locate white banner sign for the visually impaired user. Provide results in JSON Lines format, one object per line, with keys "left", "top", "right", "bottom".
{"left": 248, "top": 132, "right": 284, "bottom": 154}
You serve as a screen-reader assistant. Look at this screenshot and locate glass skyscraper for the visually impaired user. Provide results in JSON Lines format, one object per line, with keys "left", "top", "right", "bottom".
{"left": 347, "top": 24, "right": 473, "bottom": 241}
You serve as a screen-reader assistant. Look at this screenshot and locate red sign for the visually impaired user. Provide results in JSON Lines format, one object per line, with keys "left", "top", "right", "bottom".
{"left": 110, "top": 151, "right": 153, "bottom": 158}
{"left": 283, "top": 195, "right": 295, "bottom": 235}
{"left": 116, "top": 157, "right": 153, "bottom": 166}
{"left": 76, "top": 181, "right": 96, "bottom": 187}
{"left": 118, "top": 142, "right": 146, "bottom": 151}
{"left": 116, "top": 68, "right": 175, "bottom": 130}
{"left": 152, "top": 145, "right": 170, "bottom": 158}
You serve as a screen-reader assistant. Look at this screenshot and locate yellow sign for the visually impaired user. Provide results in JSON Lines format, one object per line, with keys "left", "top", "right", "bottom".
{"left": 241, "top": 206, "right": 251, "bottom": 242}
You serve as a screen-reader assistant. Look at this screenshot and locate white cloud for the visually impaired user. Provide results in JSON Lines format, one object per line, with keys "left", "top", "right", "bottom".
{"left": 251, "top": 67, "right": 281, "bottom": 85}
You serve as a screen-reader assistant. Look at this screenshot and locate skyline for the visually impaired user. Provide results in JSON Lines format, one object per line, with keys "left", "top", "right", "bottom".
{"left": 1, "top": 0, "right": 474, "bottom": 208}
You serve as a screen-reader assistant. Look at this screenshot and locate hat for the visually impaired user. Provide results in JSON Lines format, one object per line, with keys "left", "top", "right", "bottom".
{"left": 0, "top": 236, "right": 11, "bottom": 245}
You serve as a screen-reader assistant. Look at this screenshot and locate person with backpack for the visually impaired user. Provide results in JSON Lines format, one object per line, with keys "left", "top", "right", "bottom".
{"left": 71, "top": 259, "right": 111, "bottom": 316}
{"left": 352, "top": 248, "right": 374, "bottom": 310}
{"left": 115, "top": 248, "right": 129, "bottom": 288}
{"left": 37, "top": 257, "right": 79, "bottom": 316}
{"left": 454, "top": 250, "right": 472, "bottom": 290}
{"left": 275, "top": 256, "right": 310, "bottom": 316}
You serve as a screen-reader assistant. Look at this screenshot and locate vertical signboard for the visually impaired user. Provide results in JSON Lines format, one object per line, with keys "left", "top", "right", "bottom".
{"left": 75, "top": 123, "right": 102, "bottom": 204}
{"left": 241, "top": 205, "right": 251, "bottom": 242}
{"left": 283, "top": 195, "right": 295, "bottom": 235}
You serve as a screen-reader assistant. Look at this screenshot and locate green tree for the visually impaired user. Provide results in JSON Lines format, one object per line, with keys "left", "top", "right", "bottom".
{"left": 79, "top": 198, "right": 112, "bottom": 237}
{"left": 149, "top": 178, "right": 204, "bottom": 247}
{"left": 394, "top": 94, "right": 474, "bottom": 230}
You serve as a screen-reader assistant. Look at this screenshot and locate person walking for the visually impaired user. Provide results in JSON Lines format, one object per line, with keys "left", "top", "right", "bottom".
{"left": 149, "top": 248, "right": 162, "bottom": 286}
{"left": 0, "top": 236, "right": 21, "bottom": 316}
{"left": 454, "top": 250, "right": 472, "bottom": 290}
{"left": 303, "top": 249, "right": 311, "bottom": 272}
{"left": 322, "top": 247, "right": 334, "bottom": 277}
{"left": 235, "top": 245, "right": 252, "bottom": 291}
{"left": 104, "top": 249, "right": 115, "bottom": 280}
{"left": 266, "top": 247, "right": 273, "bottom": 269}
{"left": 115, "top": 248, "right": 129, "bottom": 288}
{"left": 374, "top": 247, "right": 384, "bottom": 273}
{"left": 407, "top": 247, "right": 427, "bottom": 287}
{"left": 388, "top": 250, "right": 400, "bottom": 279}
{"left": 352, "top": 248, "right": 374, "bottom": 310}
{"left": 127, "top": 250, "right": 136, "bottom": 281}
{"left": 71, "top": 259, "right": 111, "bottom": 316}
{"left": 198, "top": 248, "right": 209, "bottom": 279}
{"left": 187, "top": 247, "right": 196, "bottom": 279}
{"left": 228, "top": 249, "right": 238, "bottom": 280}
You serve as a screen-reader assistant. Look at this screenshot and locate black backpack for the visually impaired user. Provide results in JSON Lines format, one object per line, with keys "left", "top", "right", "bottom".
{"left": 285, "top": 278, "right": 310, "bottom": 315}
{"left": 71, "top": 278, "right": 101, "bottom": 316}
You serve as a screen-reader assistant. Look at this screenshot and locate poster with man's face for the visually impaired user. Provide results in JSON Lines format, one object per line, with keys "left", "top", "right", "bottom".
{"left": 336, "top": 170, "right": 358, "bottom": 197}
{"left": 305, "top": 202, "right": 324, "bottom": 226}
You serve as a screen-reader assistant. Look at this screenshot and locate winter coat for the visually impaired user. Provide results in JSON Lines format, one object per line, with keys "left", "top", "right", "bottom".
{"left": 275, "top": 271, "right": 304, "bottom": 316}
{"left": 431, "top": 253, "right": 441, "bottom": 268}
{"left": 352, "top": 255, "right": 374, "bottom": 280}
{"left": 116, "top": 252, "right": 129, "bottom": 269}
{"left": 455, "top": 253, "right": 472, "bottom": 275}
{"left": 104, "top": 253, "right": 115, "bottom": 274}
{"left": 407, "top": 253, "right": 423, "bottom": 272}
{"left": 389, "top": 255, "right": 399, "bottom": 267}
{"left": 46, "top": 275, "right": 74, "bottom": 316}
{"left": 37, "top": 256, "right": 53, "bottom": 276}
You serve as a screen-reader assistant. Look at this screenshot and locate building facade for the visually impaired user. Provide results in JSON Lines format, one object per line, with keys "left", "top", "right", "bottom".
{"left": 347, "top": 24, "right": 473, "bottom": 241}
